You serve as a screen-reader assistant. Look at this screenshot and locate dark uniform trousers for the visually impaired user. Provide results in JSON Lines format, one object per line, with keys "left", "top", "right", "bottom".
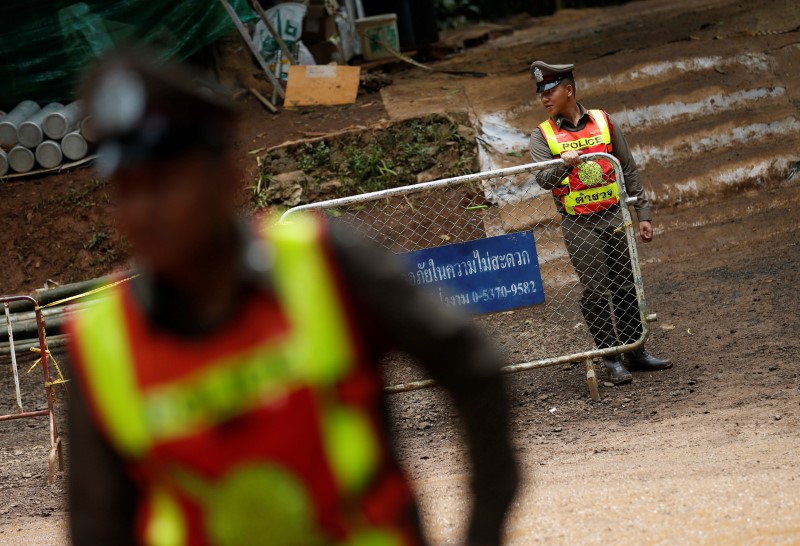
{"left": 561, "top": 206, "right": 643, "bottom": 349}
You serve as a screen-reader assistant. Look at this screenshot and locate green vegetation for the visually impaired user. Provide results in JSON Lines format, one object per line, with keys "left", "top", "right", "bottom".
{"left": 83, "top": 231, "right": 108, "bottom": 251}
{"left": 254, "top": 114, "right": 478, "bottom": 208}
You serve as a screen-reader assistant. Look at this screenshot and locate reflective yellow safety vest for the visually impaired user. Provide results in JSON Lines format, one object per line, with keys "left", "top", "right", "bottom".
{"left": 70, "top": 213, "right": 416, "bottom": 546}
{"left": 538, "top": 109, "right": 620, "bottom": 215}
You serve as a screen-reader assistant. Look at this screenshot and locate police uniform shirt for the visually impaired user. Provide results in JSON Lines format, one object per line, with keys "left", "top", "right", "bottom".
{"left": 529, "top": 102, "right": 653, "bottom": 222}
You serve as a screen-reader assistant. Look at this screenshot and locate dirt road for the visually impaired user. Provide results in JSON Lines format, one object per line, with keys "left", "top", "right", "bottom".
{"left": 388, "top": 185, "right": 800, "bottom": 545}
{"left": 4, "top": 186, "right": 796, "bottom": 545}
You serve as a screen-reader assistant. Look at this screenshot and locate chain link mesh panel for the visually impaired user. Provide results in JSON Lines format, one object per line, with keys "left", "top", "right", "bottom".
{"left": 284, "top": 153, "right": 651, "bottom": 389}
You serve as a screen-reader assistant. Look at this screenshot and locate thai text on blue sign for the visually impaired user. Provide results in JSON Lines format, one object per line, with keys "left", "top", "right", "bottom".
{"left": 402, "top": 231, "right": 545, "bottom": 314}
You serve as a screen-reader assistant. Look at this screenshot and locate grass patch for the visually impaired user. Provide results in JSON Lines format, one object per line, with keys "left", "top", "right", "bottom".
{"left": 254, "top": 113, "right": 478, "bottom": 208}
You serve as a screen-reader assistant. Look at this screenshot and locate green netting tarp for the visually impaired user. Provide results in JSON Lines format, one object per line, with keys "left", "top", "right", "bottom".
{"left": 0, "top": 0, "right": 257, "bottom": 110}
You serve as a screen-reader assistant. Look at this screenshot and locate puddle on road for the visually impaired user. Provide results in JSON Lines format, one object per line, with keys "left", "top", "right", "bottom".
{"left": 477, "top": 91, "right": 791, "bottom": 176}
{"left": 476, "top": 112, "right": 545, "bottom": 205}
{"left": 478, "top": 112, "right": 545, "bottom": 205}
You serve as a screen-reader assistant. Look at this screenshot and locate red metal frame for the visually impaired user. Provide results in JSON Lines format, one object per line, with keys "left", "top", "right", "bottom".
{"left": 0, "top": 295, "right": 64, "bottom": 484}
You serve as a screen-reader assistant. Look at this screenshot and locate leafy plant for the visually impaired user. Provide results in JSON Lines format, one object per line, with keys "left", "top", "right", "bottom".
{"left": 256, "top": 114, "right": 478, "bottom": 208}
{"left": 297, "top": 141, "right": 331, "bottom": 173}
{"left": 84, "top": 231, "right": 108, "bottom": 250}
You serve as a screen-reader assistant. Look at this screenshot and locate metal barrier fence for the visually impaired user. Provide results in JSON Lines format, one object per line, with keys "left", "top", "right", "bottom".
{"left": 283, "top": 153, "right": 655, "bottom": 399}
{"left": 0, "top": 295, "right": 64, "bottom": 484}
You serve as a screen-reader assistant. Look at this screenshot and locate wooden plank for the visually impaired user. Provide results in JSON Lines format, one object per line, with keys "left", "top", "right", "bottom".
{"left": 248, "top": 88, "right": 278, "bottom": 114}
{"left": 284, "top": 65, "right": 361, "bottom": 107}
{"left": 0, "top": 155, "right": 97, "bottom": 181}
{"left": 351, "top": 50, "right": 417, "bottom": 71}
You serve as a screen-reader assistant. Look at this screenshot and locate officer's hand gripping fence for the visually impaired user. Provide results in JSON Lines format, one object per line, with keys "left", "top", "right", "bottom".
{"left": 283, "top": 153, "right": 654, "bottom": 399}
{"left": 0, "top": 295, "right": 64, "bottom": 485}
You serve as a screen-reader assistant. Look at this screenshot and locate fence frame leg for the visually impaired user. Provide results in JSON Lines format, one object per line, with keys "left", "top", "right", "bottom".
{"left": 35, "top": 311, "right": 64, "bottom": 485}
{"left": 0, "top": 295, "right": 64, "bottom": 485}
{"left": 585, "top": 358, "right": 600, "bottom": 401}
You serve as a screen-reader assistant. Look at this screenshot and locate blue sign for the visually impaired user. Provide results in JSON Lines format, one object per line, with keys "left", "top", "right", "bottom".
{"left": 402, "top": 231, "right": 545, "bottom": 314}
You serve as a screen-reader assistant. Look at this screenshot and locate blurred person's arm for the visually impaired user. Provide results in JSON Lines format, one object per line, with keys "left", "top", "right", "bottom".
{"left": 68, "top": 362, "right": 138, "bottom": 545}
{"left": 328, "top": 222, "right": 520, "bottom": 546}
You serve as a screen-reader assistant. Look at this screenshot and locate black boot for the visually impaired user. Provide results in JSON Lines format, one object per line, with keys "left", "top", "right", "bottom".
{"left": 626, "top": 348, "right": 672, "bottom": 371}
{"left": 580, "top": 296, "right": 630, "bottom": 384}
{"left": 604, "top": 356, "right": 632, "bottom": 384}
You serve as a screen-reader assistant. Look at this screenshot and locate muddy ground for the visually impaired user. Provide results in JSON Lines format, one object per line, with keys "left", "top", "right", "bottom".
{"left": 2, "top": 187, "right": 798, "bottom": 544}
{"left": 0, "top": 97, "right": 389, "bottom": 295}
{"left": 2, "top": 0, "right": 800, "bottom": 543}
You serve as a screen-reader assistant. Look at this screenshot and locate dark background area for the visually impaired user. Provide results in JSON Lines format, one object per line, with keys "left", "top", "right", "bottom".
{"left": 365, "top": 0, "right": 632, "bottom": 48}
{"left": 471, "top": 0, "right": 630, "bottom": 19}
{"left": 365, "top": 0, "right": 631, "bottom": 20}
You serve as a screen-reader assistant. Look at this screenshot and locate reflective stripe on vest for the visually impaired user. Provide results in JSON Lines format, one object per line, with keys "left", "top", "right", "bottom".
{"left": 266, "top": 213, "right": 353, "bottom": 386}
{"left": 72, "top": 212, "right": 397, "bottom": 546}
{"left": 538, "top": 109, "right": 611, "bottom": 157}
{"left": 144, "top": 488, "right": 187, "bottom": 546}
{"left": 73, "top": 288, "right": 149, "bottom": 456}
{"left": 562, "top": 182, "right": 619, "bottom": 215}
{"left": 537, "top": 109, "right": 619, "bottom": 215}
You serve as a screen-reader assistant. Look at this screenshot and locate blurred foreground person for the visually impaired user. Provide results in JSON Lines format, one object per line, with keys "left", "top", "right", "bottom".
{"left": 67, "top": 52, "right": 518, "bottom": 546}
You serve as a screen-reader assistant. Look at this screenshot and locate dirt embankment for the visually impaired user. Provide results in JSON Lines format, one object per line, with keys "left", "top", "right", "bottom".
{"left": 380, "top": 0, "right": 800, "bottom": 206}
{"left": 254, "top": 113, "right": 477, "bottom": 208}
{"left": 0, "top": 91, "right": 391, "bottom": 296}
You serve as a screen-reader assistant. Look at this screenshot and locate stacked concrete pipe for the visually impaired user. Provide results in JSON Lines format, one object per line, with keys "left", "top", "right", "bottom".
{"left": 79, "top": 115, "right": 97, "bottom": 143}
{"left": 8, "top": 145, "right": 35, "bottom": 172}
{"left": 17, "top": 103, "right": 63, "bottom": 150}
{"left": 35, "top": 140, "right": 63, "bottom": 169}
{"left": 43, "top": 100, "right": 84, "bottom": 140}
{"left": 62, "top": 131, "right": 88, "bottom": 160}
{"left": 0, "top": 100, "right": 40, "bottom": 149}
{"left": 1, "top": 100, "right": 92, "bottom": 173}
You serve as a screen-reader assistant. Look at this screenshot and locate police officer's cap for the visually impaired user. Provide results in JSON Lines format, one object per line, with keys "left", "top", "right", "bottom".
{"left": 82, "top": 49, "right": 237, "bottom": 176}
{"left": 530, "top": 61, "right": 575, "bottom": 93}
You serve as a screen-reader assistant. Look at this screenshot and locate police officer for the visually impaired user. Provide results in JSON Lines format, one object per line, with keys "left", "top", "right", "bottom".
{"left": 68, "top": 51, "right": 518, "bottom": 545}
{"left": 528, "top": 61, "right": 671, "bottom": 385}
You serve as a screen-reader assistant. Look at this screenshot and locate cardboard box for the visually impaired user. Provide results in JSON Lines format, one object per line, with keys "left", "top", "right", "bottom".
{"left": 303, "top": 5, "right": 338, "bottom": 45}
{"left": 285, "top": 65, "right": 361, "bottom": 107}
{"left": 308, "top": 40, "right": 340, "bottom": 65}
